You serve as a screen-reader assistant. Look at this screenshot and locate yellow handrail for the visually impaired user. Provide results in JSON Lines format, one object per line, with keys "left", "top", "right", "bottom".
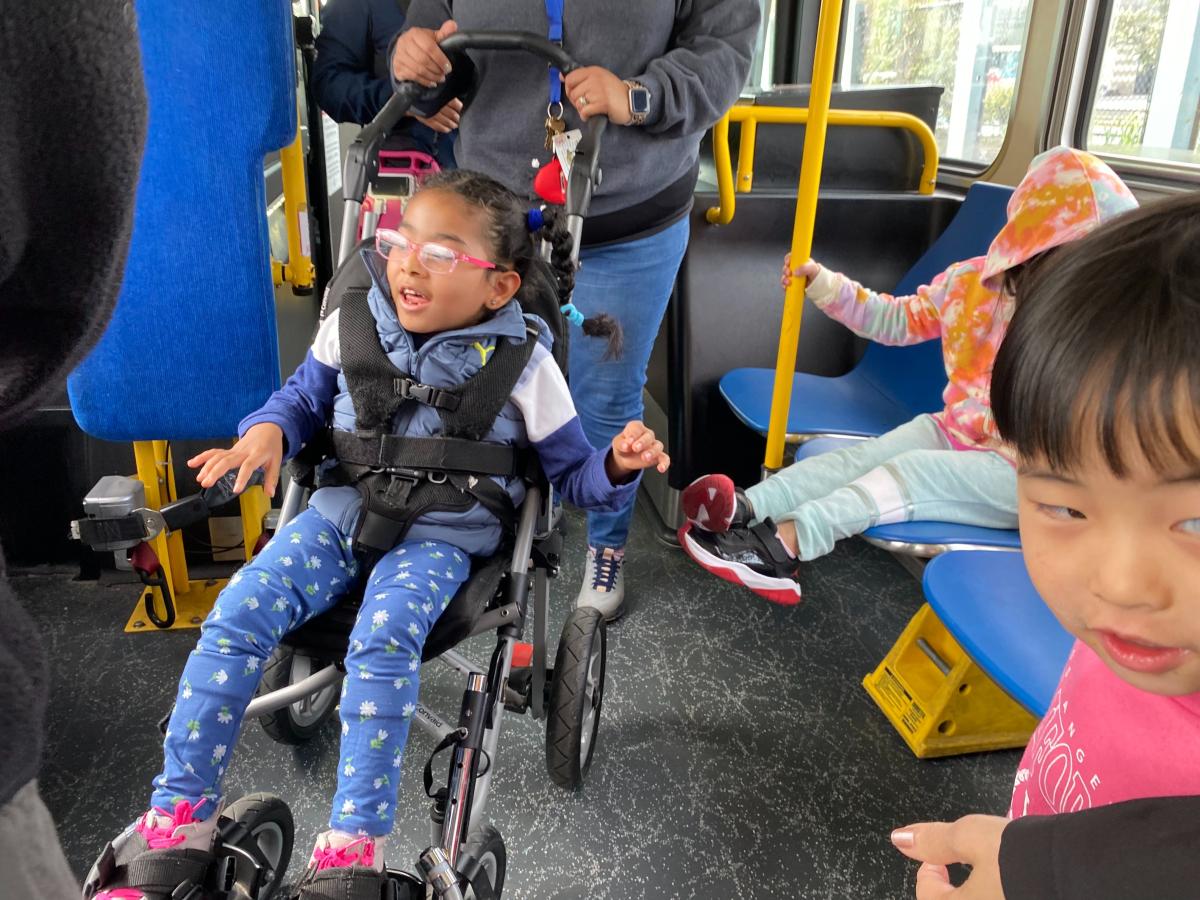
{"left": 273, "top": 114, "right": 316, "bottom": 292}
{"left": 706, "top": 106, "right": 940, "bottom": 226}
{"left": 762, "top": 0, "right": 844, "bottom": 472}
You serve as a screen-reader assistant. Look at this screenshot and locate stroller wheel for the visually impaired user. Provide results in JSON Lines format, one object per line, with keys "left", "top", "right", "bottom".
{"left": 460, "top": 823, "right": 507, "bottom": 899}
{"left": 256, "top": 646, "right": 339, "bottom": 744}
{"left": 545, "top": 607, "right": 607, "bottom": 790}
{"left": 220, "top": 793, "right": 295, "bottom": 899}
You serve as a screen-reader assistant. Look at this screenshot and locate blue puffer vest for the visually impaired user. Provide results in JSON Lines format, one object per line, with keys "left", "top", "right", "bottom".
{"left": 309, "top": 269, "right": 550, "bottom": 557}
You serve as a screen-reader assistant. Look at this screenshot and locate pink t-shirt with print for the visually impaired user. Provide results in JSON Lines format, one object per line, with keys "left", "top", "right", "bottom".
{"left": 1009, "top": 640, "right": 1200, "bottom": 818}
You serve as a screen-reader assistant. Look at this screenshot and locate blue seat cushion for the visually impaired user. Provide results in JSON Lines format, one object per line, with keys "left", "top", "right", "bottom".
{"left": 923, "top": 550, "right": 1074, "bottom": 715}
{"left": 792, "top": 438, "right": 1021, "bottom": 550}
{"left": 719, "top": 367, "right": 916, "bottom": 438}
{"left": 67, "top": 0, "right": 295, "bottom": 441}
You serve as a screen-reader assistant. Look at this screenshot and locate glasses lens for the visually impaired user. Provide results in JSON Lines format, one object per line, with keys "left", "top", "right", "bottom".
{"left": 377, "top": 232, "right": 410, "bottom": 259}
{"left": 419, "top": 243, "right": 458, "bottom": 274}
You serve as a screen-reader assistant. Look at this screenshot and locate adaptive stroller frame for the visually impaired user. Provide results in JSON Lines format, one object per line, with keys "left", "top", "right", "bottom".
{"left": 76, "top": 31, "right": 610, "bottom": 899}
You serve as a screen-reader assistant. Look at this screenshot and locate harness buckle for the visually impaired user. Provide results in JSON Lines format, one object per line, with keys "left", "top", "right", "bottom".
{"left": 427, "top": 471, "right": 448, "bottom": 485}
{"left": 395, "top": 377, "right": 436, "bottom": 406}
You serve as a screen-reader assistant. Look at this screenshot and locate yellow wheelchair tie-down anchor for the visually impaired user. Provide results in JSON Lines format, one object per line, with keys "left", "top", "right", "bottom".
{"left": 863, "top": 603, "right": 1039, "bottom": 758}
{"left": 122, "top": 440, "right": 270, "bottom": 633}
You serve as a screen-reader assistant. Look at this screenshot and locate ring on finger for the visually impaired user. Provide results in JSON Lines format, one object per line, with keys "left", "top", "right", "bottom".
{"left": 578, "top": 94, "right": 589, "bottom": 107}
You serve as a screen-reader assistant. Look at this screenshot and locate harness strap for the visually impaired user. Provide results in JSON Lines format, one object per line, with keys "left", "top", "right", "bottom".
{"left": 332, "top": 431, "right": 523, "bottom": 478}
{"left": 440, "top": 320, "right": 540, "bottom": 440}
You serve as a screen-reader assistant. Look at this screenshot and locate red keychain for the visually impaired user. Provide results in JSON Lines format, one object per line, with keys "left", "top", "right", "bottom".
{"left": 533, "top": 156, "right": 567, "bottom": 205}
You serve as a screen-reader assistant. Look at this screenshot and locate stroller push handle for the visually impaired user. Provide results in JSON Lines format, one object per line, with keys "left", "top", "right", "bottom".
{"left": 340, "top": 30, "right": 607, "bottom": 266}
{"left": 363, "top": 32, "right": 587, "bottom": 146}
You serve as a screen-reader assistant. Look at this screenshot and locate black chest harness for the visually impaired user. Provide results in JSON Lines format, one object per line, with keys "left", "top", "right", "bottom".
{"left": 326, "top": 287, "right": 539, "bottom": 559}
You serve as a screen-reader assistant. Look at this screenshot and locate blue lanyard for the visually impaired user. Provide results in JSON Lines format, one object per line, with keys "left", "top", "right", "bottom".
{"left": 546, "top": 0, "right": 563, "bottom": 106}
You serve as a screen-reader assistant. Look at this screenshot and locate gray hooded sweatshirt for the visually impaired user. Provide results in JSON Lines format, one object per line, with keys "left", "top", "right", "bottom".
{"left": 402, "top": 0, "right": 761, "bottom": 238}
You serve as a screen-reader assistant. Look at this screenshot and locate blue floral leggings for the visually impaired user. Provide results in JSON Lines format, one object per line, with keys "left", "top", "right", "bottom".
{"left": 150, "top": 508, "right": 470, "bottom": 835}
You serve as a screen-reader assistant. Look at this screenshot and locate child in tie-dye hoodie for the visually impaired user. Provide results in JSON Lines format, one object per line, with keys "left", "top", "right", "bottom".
{"left": 678, "top": 147, "right": 1138, "bottom": 605}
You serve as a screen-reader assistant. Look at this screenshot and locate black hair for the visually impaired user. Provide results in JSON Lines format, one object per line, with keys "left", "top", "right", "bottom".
{"left": 999, "top": 247, "right": 1057, "bottom": 305}
{"left": 416, "top": 169, "right": 623, "bottom": 359}
{"left": 992, "top": 192, "right": 1200, "bottom": 476}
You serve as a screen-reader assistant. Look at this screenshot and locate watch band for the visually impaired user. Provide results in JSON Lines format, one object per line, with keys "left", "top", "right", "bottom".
{"left": 623, "top": 79, "right": 650, "bottom": 126}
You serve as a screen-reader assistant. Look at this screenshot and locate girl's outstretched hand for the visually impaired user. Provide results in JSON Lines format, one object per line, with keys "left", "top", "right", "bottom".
{"left": 891, "top": 815, "right": 1008, "bottom": 899}
{"left": 608, "top": 421, "right": 670, "bottom": 480}
{"left": 781, "top": 253, "right": 821, "bottom": 289}
{"left": 188, "top": 422, "right": 284, "bottom": 498}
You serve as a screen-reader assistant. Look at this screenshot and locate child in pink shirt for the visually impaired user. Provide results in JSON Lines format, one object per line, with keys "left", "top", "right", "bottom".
{"left": 892, "top": 192, "right": 1200, "bottom": 898}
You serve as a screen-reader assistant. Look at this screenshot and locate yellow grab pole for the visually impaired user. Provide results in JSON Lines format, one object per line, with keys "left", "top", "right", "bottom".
{"left": 736, "top": 118, "right": 757, "bottom": 192}
{"left": 763, "top": 0, "right": 844, "bottom": 472}
{"left": 279, "top": 117, "right": 315, "bottom": 291}
{"left": 706, "top": 114, "right": 735, "bottom": 224}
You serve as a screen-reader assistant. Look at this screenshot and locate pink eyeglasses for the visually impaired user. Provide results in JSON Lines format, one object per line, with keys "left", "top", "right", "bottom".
{"left": 375, "top": 228, "right": 499, "bottom": 274}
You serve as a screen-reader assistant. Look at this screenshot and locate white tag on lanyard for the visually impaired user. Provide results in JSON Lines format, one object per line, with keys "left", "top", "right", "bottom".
{"left": 552, "top": 128, "right": 582, "bottom": 180}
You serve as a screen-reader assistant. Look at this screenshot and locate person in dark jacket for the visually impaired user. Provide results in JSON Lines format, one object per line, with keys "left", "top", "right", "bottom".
{"left": 313, "top": 0, "right": 457, "bottom": 164}
{"left": 0, "top": 0, "right": 147, "bottom": 893}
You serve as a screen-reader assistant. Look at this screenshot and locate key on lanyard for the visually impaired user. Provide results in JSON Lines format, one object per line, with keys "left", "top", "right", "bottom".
{"left": 545, "top": 103, "right": 566, "bottom": 151}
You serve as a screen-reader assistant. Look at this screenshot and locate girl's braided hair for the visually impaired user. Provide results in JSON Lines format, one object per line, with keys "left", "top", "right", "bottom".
{"left": 418, "top": 169, "right": 622, "bottom": 359}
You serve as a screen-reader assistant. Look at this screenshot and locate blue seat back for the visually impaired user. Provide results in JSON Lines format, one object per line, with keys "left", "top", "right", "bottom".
{"left": 924, "top": 550, "right": 1073, "bottom": 715}
{"left": 855, "top": 182, "right": 1014, "bottom": 417}
{"left": 67, "top": 1, "right": 296, "bottom": 441}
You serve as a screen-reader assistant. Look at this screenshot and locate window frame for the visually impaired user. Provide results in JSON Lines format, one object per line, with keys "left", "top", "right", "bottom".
{"left": 1053, "top": 0, "right": 1200, "bottom": 187}
{"left": 834, "top": 0, "right": 1037, "bottom": 176}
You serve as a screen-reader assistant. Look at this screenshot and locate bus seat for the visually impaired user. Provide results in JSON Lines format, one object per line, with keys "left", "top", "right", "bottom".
{"left": 67, "top": 0, "right": 296, "bottom": 441}
{"left": 923, "top": 550, "right": 1073, "bottom": 716}
{"left": 718, "top": 182, "right": 1015, "bottom": 439}
{"left": 791, "top": 437, "right": 1021, "bottom": 553}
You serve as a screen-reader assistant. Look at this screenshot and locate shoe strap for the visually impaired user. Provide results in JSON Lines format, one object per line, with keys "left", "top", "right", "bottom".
{"left": 299, "top": 864, "right": 393, "bottom": 900}
{"left": 749, "top": 519, "right": 794, "bottom": 565}
{"left": 117, "top": 850, "right": 211, "bottom": 896}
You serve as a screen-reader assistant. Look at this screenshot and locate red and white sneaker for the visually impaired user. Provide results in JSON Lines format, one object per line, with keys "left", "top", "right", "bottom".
{"left": 678, "top": 519, "right": 803, "bottom": 606}
{"left": 681, "top": 474, "right": 753, "bottom": 533}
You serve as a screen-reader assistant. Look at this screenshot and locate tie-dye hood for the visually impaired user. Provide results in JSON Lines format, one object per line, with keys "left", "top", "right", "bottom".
{"left": 980, "top": 146, "right": 1138, "bottom": 289}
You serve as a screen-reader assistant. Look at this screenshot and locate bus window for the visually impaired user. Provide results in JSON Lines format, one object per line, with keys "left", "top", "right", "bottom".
{"left": 1084, "top": 0, "right": 1200, "bottom": 166}
{"left": 840, "top": 0, "right": 1034, "bottom": 166}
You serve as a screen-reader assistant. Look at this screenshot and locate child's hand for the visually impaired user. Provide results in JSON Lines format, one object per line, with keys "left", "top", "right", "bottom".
{"left": 188, "top": 423, "right": 284, "bottom": 498}
{"left": 781, "top": 253, "right": 821, "bottom": 289}
{"left": 608, "top": 421, "right": 670, "bottom": 479}
{"left": 890, "top": 815, "right": 1007, "bottom": 899}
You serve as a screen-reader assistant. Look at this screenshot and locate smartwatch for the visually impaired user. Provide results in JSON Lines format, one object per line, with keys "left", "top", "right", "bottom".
{"left": 624, "top": 80, "right": 651, "bottom": 126}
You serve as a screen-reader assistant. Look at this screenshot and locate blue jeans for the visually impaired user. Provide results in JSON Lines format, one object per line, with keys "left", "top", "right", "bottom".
{"left": 745, "top": 415, "right": 1018, "bottom": 560}
{"left": 151, "top": 508, "right": 470, "bottom": 836}
{"left": 569, "top": 215, "right": 690, "bottom": 550}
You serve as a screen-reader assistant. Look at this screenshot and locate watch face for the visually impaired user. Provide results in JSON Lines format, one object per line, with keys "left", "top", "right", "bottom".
{"left": 630, "top": 89, "right": 651, "bottom": 115}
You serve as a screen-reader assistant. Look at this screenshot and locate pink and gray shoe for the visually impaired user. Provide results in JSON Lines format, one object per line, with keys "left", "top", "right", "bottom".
{"left": 85, "top": 799, "right": 218, "bottom": 900}
{"left": 295, "top": 831, "right": 388, "bottom": 898}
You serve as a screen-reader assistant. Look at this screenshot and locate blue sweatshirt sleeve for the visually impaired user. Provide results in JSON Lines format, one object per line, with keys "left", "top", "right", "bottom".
{"left": 313, "top": 0, "right": 405, "bottom": 124}
{"left": 510, "top": 345, "right": 639, "bottom": 512}
{"left": 238, "top": 349, "right": 339, "bottom": 461}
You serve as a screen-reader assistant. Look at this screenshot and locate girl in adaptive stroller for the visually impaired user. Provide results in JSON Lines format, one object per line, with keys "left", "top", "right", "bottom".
{"left": 678, "top": 147, "right": 1137, "bottom": 605}
{"left": 87, "top": 170, "right": 670, "bottom": 900}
